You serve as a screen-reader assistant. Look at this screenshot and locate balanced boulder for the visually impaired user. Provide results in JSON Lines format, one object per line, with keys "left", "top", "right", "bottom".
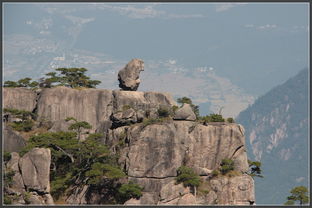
{"left": 118, "top": 59, "right": 144, "bottom": 91}
{"left": 173, "top": 103, "right": 196, "bottom": 121}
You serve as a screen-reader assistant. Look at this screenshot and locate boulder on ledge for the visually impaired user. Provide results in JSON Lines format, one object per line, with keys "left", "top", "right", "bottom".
{"left": 118, "top": 59, "right": 144, "bottom": 91}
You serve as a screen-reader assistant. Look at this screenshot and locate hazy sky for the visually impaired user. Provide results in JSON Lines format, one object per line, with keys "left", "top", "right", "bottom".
{"left": 3, "top": 2, "right": 309, "bottom": 116}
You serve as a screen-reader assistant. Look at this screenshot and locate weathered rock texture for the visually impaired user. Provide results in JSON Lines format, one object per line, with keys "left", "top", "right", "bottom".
{"left": 3, "top": 86, "right": 255, "bottom": 205}
{"left": 111, "top": 121, "right": 251, "bottom": 205}
{"left": 3, "top": 87, "right": 37, "bottom": 111}
{"left": 3, "top": 125, "right": 26, "bottom": 152}
{"left": 19, "top": 148, "right": 51, "bottom": 193}
{"left": 207, "top": 175, "right": 255, "bottom": 205}
{"left": 5, "top": 148, "right": 54, "bottom": 205}
{"left": 35, "top": 87, "right": 176, "bottom": 132}
{"left": 173, "top": 103, "right": 196, "bottom": 121}
{"left": 118, "top": 59, "right": 144, "bottom": 91}
{"left": 37, "top": 87, "right": 113, "bottom": 132}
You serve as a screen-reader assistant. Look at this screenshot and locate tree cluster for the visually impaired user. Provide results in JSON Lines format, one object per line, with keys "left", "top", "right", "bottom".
{"left": 285, "top": 186, "right": 309, "bottom": 205}
{"left": 4, "top": 78, "right": 39, "bottom": 88}
{"left": 4, "top": 68, "right": 101, "bottom": 89}
{"left": 19, "top": 119, "right": 142, "bottom": 203}
{"left": 176, "top": 166, "right": 201, "bottom": 196}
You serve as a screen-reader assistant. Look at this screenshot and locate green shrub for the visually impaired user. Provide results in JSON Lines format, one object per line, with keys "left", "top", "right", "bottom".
{"left": 3, "top": 108, "right": 36, "bottom": 120}
{"left": 199, "top": 114, "right": 225, "bottom": 123}
{"left": 122, "top": 105, "right": 132, "bottom": 111}
{"left": 172, "top": 105, "right": 179, "bottom": 113}
{"left": 4, "top": 151, "right": 11, "bottom": 163}
{"left": 209, "top": 114, "right": 225, "bottom": 122}
{"left": 220, "top": 158, "right": 234, "bottom": 175}
{"left": 86, "top": 163, "right": 125, "bottom": 185}
{"left": 211, "top": 169, "right": 220, "bottom": 177}
{"left": 247, "top": 160, "right": 263, "bottom": 178}
{"left": 4, "top": 195, "right": 12, "bottom": 204}
{"left": 227, "top": 117, "right": 235, "bottom": 123}
{"left": 176, "top": 166, "right": 201, "bottom": 188}
{"left": 23, "top": 192, "right": 31, "bottom": 204}
{"left": 10, "top": 120, "right": 34, "bottom": 132}
{"left": 118, "top": 181, "right": 143, "bottom": 203}
{"left": 157, "top": 106, "right": 170, "bottom": 118}
{"left": 4, "top": 169, "right": 15, "bottom": 188}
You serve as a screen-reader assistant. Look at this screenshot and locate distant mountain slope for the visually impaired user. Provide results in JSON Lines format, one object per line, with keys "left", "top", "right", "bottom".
{"left": 236, "top": 68, "right": 309, "bottom": 205}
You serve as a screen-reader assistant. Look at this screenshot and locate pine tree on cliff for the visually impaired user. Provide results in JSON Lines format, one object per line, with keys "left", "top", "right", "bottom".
{"left": 285, "top": 186, "right": 309, "bottom": 205}
{"left": 4, "top": 67, "right": 101, "bottom": 89}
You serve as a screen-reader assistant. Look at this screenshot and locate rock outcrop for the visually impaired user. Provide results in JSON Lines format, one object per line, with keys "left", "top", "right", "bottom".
{"left": 4, "top": 125, "right": 26, "bottom": 152}
{"left": 5, "top": 148, "right": 54, "bottom": 205}
{"left": 3, "top": 86, "right": 176, "bottom": 132}
{"left": 173, "top": 103, "right": 196, "bottom": 121}
{"left": 112, "top": 121, "right": 250, "bottom": 205}
{"left": 19, "top": 148, "right": 51, "bottom": 193}
{"left": 3, "top": 86, "right": 255, "bottom": 205}
{"left": 118, "top": 59, "right": 144, "bottom": 91}
{"left": 3, "top": 87, "right": 37, "bottom": 111}
{"left": 206, "top": 175, "right": 255, "bottom": 205}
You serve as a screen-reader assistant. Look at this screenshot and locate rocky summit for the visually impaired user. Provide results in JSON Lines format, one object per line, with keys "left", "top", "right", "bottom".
{"left": 3, "top": 60, "right": 255, "bottom": 205}
{"left": 118, "top": 58, "right": 144, "bottom": 91}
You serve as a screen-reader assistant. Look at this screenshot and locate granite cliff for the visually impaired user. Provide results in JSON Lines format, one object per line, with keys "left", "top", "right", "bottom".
{"left": 3, "top": 60, "right": 255, "bottom": 205}
{"left": 3, "top": 86, "right": 255, "bottom": 205}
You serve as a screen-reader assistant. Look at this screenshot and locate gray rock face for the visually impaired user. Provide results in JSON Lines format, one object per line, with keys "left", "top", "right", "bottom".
{"left": 3, "top": 87, "right": 37, "bottom": 111}
{"left": 35, "top": 87, "right": 176, "bottom": 132}
{"left": 159, "top": 180, "right": 190, "bottom": 203}
{"left": 207, "top": 175, "right": 255, "bottom": 205}
{"left": 173, "top": 103, "right": 196, "bottom": 121}
{"left": 4, "top": 86, "right": 254, "bottom": 205}
{"left": 6, "top": 152, "right": 25, "bottom": 193}
{"left": 121, "top": 121, "right": 248, "bottom": 178}
{"left": 111, "top": 108, "right": 138, "bottom": 127}
{"left": 3, "top": 125, "right": 26, "bottom": 152}
{"left": 113, "top": 121, "right": 251, "bottom": 205}
{"left": 37, "top": 86, "right": 113, "bottom": 132}
{"left": 5, "top": 148, "right": 54, "bottom": 205}
{"left": 19, "top": 148, "right": 51, "bottom": 193}
{"left": 118, "top": 59, "right": 144, "bottom": 91}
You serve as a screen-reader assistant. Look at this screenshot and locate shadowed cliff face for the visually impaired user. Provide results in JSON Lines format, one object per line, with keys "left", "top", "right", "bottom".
{"left": 3, "top": 86, "right": 254, "bottom": 205}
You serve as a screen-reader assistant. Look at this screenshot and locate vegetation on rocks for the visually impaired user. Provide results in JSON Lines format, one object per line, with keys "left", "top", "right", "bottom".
{"left": 4, "top": 108, "right": 36, "bottom": 132}
{"left": 177, "top": 97, "right": 200, "bottom": 118}
{"left": 4, "top": 77, "right": 39, "bottom": 88}
{"left": 210, "top": 158, "right": 242, "bottom": 178}
{"left": 65, "top": 117, "right": 92, "bottom": 140}
{"left": 284, "top": 186, "right": 309, "bottom": 205}
{"left": 220, "top": 158, "right": 235, "bottom": 174}
{"left": 117, "top": 181, "right": 143, "bottom": 203}
{"left": 18, "top": 119, "right": 142, "bottom": 202}
{"left": 157, "top": 106, "right": 171, "bottom": 118}
{"left": 247, "top": 160, "right": 263, "bottom": 178}
{"left": 199, "top": 114, "right": 225, "bottom": 123}
{"left": 176, "top": 166, "right": 201, "bottom": 196}
{"left": 3, "top": 67, "right": 101, "bottom": 89}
